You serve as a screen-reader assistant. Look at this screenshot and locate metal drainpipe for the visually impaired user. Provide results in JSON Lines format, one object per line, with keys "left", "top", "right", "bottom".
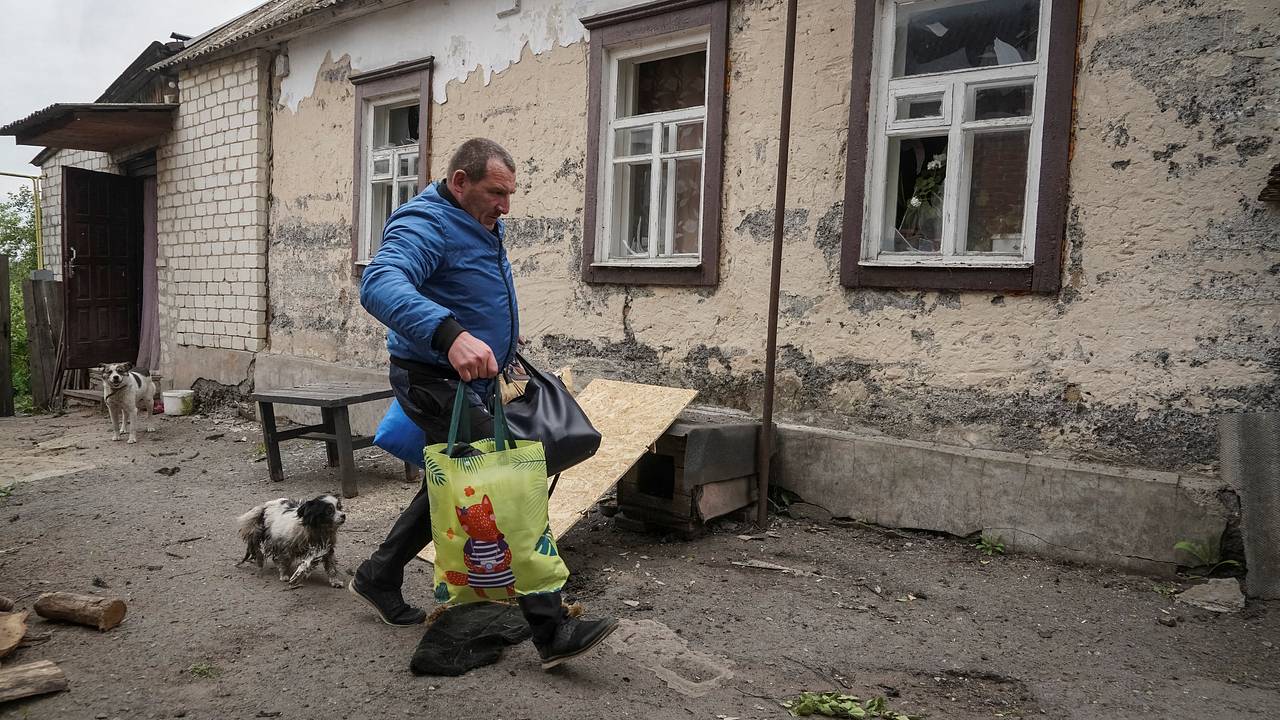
{"left": 0, "top": 171, "right": 42, "bottom": 270}
{"left": 757, "top": 0, "right": 799, "bottom": 527}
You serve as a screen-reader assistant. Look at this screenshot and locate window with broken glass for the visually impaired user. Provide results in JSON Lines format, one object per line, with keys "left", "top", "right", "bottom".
{"left": 596, "top": 37, "right": 708, "bottom": 266}
{"left": 359, "top": 97, "right": 420, "bottom": 262}
{"left": 863, "top": 0, "right": 1049, "bottom": 266}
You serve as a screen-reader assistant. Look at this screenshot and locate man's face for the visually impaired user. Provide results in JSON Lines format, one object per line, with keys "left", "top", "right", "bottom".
{"left": 451, "top": 159, "right": 515, "bottom": 230}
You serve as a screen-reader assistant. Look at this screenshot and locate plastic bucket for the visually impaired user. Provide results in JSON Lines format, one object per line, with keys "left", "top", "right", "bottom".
{"left": 162, "top": 390, "right": 195, "bottom": 416}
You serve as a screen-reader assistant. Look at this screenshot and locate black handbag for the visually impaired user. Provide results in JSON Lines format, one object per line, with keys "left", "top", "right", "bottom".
{"left": 502, "top": 353, "right": 601, "bottom": 480}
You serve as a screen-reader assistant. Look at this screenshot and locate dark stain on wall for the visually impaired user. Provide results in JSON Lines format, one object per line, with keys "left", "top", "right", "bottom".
{"left": 735, "top": 207, "right": 810, "bottom": 243}
{"left": 845, "top": 289, "right": 926, "bottom": 314}
{"left": 271, "top": 219, "right": 348, "bottom": 249}
{"left": 812, "top": 202, "right": 843, "bottom": 273}
{"left": 1088, "top": 10, "right": 1274, "bottom": 134}
{"left": 504, "top": 216, "right": 581, "bottom": 249}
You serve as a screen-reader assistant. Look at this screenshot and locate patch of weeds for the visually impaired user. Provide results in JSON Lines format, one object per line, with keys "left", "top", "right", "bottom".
{"left": 254, "top": 441, "right": 267, "bottom": 456}
{"left": 1174, "top": 539, "right": 1240, "bottom": 577}
{"left": 0, "top": 483, "right": 15, "bottom": 498}
{"left": 783, "top": 691, "right": 922, "bottom": 719}
{"left": 188, "top": 662, "right": 220, "bottom": 679}
{"left": 973, "top": 534, "right": 1006, "bottom": 557}
{"left": 1151, "top": 582, "right": 1180, "bottom": 597}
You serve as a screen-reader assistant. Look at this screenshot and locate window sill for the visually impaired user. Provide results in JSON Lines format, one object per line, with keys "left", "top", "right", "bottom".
{"left": 591, "top": 258, "right": 702, "bottom": 269}
{"left": 860, "top": 257, "right": 1033, "bottom": 269}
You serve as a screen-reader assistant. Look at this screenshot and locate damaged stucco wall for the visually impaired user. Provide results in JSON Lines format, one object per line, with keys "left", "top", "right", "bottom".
{"left": 264, "top": 0, "right": 1278, "bottom": 478}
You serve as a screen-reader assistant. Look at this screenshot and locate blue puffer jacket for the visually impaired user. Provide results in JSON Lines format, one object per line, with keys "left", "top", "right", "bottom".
{"left": 359, "top": 181, "right": 519, "bottom": 380}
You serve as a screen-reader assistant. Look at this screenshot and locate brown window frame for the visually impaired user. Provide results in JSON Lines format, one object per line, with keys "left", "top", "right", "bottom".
{"left": 350, "top": 57, "right": 433, "bottom": 279}
{"left": 840, "top": 0, "right": 1078, "bottom": 293}
{"left": 581, "top": 0, "right": 728, "bottom": 287}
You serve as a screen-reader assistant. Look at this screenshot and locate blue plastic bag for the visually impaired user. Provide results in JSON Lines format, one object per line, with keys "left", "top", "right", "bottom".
{"left": 373, "top": 398, "right": 427, "bottom": 468}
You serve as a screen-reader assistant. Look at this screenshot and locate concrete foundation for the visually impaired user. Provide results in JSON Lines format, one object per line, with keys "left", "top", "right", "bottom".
{"left": 771, "top": 418, "right": 1227, "bottom": 575}
{"left": 169, "top": 345, "right": 256, "bottom": 392}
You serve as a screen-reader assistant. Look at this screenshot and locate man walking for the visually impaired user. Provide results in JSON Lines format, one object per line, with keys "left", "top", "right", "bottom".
{"left": 351, "top": 137, "right": 617, "bottom": 669}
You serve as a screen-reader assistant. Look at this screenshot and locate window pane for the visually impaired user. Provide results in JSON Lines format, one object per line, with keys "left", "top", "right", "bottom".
{"left": 617, "top": 50, "right": 706, "bottom": 117}
{"left": 883, "top": 135, "right": 948, "bottom": 253}
{"left": 614, "top": 127, "right": 653, "bottom": 157}
{"left": 397, "top": 152, "right": 419, "bottom": 179}
{"left": 386, "top": 104, "right": 419, "bottom": 146}
{"left": 964, "top": 130, "right": 1029, "bottom": 254}
{"left": 664, "top": 121, "right": 704, "bottom": 152}
{"left": 369, "top": 182, "right": 394, "bottom": 257}
{"left": 973, "top": 83, "right": 1033, "bottom": 120}
{"left": 662, "top": 156, "right": 702, "bottom": 255}
{"left": 894, "top": 0, "right": 1040, "bottom": 77}
{"left": 611, "top": 162, "right": 652, "bottom": 257}
{"left": 397, "top": 181, "right": 419, "bottom": 206}
{"left": 372, "top": 156, "right": 391, "bottom": 178}
{"left": 896, "top": 94, "right": 944, "bottom": 120}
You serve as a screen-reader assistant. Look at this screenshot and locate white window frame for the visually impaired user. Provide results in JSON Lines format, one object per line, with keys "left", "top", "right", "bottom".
{"left": 593, "top": 31, "right": 710, "bottom": 269}
{"left": 357, "top": 92, "right": 421, "bottom": 264}
{"left": 862, "top": 0, "right": 1053, "bottom": 268}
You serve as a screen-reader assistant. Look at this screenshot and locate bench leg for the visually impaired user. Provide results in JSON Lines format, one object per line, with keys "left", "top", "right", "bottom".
{"left": 331, "top": 406, "right": 358, "bottom": 499}
{"left": 258, "top": 401, "right": 285, "bottom": 483}
{"left": 320, "top": 407, "right": 340, "bottom": 468}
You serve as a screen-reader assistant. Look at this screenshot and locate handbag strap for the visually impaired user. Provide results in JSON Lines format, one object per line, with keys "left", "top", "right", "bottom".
{"left": 490, "top": 383, "right": 515, "bottom": 451}
{"left": 445, "top": 382, "right": 471, "bottom": 455}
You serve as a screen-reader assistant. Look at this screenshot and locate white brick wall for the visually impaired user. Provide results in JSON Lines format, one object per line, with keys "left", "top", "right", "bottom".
{"left": 156, "top": 51, "right": 271, "bottom": 363}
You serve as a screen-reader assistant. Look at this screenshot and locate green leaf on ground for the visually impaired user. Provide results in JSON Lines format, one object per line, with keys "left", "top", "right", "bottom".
{"left": 783, "top": 691, "right": 923, "bottom": 719}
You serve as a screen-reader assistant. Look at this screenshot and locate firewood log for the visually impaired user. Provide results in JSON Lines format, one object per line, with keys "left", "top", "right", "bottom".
{"left": 0, "top": 660, "right": 69, "bottom": 703}
{"left": 33, "top": 592, "right": 126, "bottom": 631}
{"left": 0, "top": 612, "right": 28, "bottom": 659}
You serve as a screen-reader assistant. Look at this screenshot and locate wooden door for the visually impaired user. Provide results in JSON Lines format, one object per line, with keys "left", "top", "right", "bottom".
{"left": 62, "top": 167, "right": 143, "bottom": 369}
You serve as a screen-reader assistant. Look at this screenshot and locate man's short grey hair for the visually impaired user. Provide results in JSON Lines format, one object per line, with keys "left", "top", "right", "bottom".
{"left": 448, "top": 138, "right": 515, "bottom": 181}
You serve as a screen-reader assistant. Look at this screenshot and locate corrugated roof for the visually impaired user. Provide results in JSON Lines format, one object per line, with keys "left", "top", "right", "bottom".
{"left": 153, "top": 0, "right": 353, "bottom": 69}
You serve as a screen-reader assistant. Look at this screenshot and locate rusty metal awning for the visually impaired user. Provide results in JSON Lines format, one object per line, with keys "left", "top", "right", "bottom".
{"left": 0, "top": 103, "right": 176, "bottom": 152}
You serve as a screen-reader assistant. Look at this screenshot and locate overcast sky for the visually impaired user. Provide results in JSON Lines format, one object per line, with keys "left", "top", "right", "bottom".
{"left": 0, "top": 0, "right": 261, "bottom": 199}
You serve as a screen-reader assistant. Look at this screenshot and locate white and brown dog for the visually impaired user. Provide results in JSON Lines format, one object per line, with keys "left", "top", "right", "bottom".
{"left": 99, "top": 362, "right": 157, "bottom": 444}
{"left": 237, "top": 495, "right": 347, "bottom": 587}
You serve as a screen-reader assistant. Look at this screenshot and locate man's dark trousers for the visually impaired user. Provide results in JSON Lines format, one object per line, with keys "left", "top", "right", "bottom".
{"left": 356, "top": 361, "right": 566, "bottom": 645}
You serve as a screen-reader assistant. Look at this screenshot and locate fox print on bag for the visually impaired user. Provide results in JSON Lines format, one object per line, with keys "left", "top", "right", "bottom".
{"left": 443, "top": 494, "right": 516, "bottom": 598}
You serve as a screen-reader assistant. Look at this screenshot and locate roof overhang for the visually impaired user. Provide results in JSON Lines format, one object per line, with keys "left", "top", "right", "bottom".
{"left": 1, "top": 103, "right": 176, "bottom": 155}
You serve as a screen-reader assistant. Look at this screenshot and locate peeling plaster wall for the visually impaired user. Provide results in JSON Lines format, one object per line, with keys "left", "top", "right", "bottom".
{"left": 278, "top": 0, "right": 639, "bottom": 108}
{"left": 266, "top": 0, "right": 1279, "bottom": 476}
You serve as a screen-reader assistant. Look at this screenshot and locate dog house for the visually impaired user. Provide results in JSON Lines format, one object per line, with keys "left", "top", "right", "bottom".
{"left": 615, "top": 416, "right": 760, "bottom": 536}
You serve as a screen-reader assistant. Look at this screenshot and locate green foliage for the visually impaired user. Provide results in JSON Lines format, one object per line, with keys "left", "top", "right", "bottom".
{"left": 423, "top": 457, "right": 447, "bottom": 486}
{"left": 1, "top": 186, "right": 38, "bottom": 413}
{"left": 1174, "top": 539, "right": 1241, "bottom": 576}
{"left": 187, "top": 662, "right": 220, "bottom": 678}
{"left": 974, "top": 534, "right": 1006, "bottom": 556}
{"left": 783, "top": 691, "right": 922, "bottom": 719}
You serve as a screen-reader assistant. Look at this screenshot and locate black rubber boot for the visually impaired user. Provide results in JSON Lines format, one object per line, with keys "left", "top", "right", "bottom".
{"left": 350, "top": 484, "right": 434, "bottom": 626}
{"left": 518, "top": 591, "right": 619, "bottom": 670}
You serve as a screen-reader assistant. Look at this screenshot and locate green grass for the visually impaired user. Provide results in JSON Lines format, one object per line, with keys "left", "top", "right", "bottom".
{"left": 974, "top": 534, "right": 1006, "bottom": 556}
{"left": 188, "top": 662, "right": 220, "bottom": 679}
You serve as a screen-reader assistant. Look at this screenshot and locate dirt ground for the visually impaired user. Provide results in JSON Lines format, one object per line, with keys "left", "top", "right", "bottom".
{"left": 1, "top": 406, "right": 1278, "bottom": 720}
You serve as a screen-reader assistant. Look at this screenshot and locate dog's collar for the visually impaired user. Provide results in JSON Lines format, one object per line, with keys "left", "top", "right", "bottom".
{"left": 106, "top": 383, "right": 129, "bottom": 400}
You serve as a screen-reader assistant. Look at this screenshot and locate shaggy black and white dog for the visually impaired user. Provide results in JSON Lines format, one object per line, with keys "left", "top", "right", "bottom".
{"left": 237, "top": 495, "right": 346, "bottom": 587}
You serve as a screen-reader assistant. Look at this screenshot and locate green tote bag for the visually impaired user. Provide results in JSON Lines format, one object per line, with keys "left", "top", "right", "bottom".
{"left": 425, "top": 383, "right": 570, "bottom": 605}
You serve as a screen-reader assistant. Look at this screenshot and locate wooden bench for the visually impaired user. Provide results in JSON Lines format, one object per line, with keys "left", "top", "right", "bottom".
{"left": 252, "top": 382, "right": 416, "bottom": 498}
